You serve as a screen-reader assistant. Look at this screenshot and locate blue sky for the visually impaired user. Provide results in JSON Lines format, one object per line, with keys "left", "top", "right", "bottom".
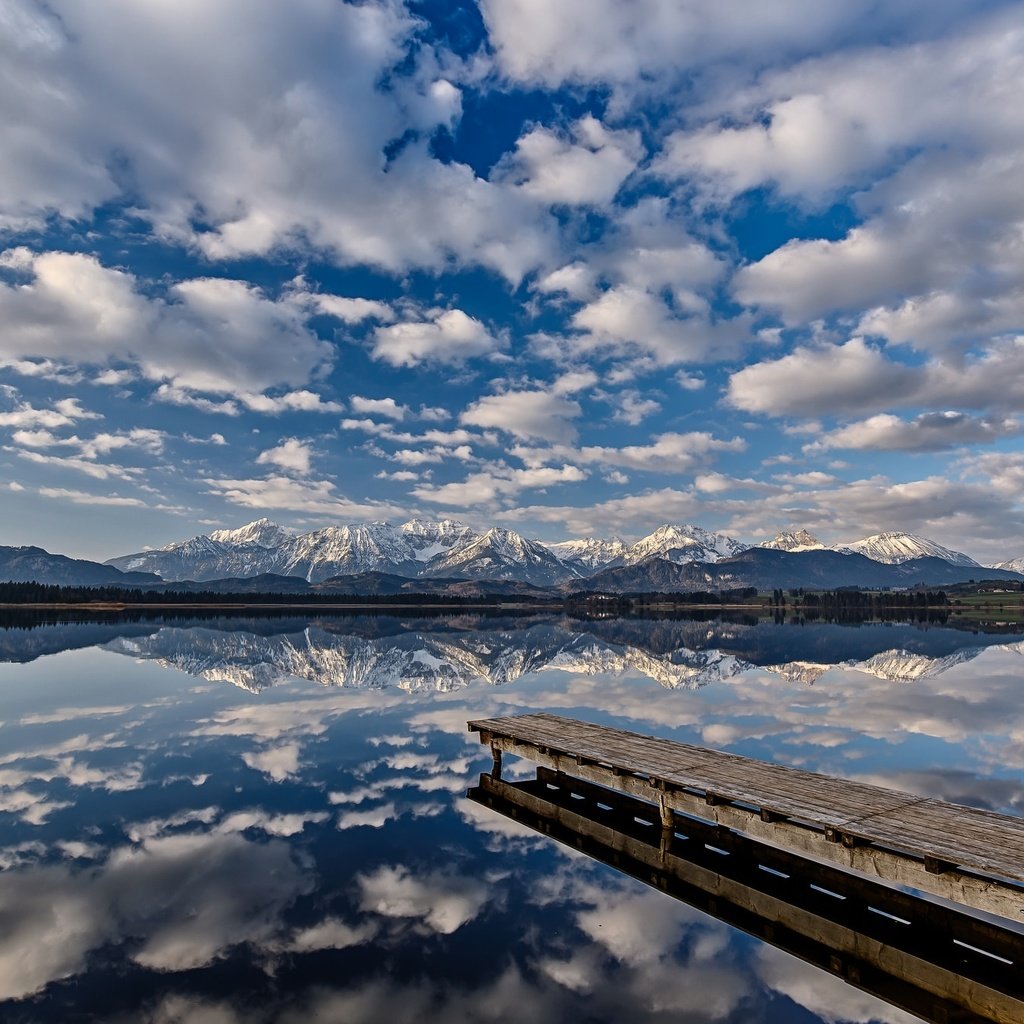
{"left": 1, "top": 0, "right": 1023, "bottom": 561}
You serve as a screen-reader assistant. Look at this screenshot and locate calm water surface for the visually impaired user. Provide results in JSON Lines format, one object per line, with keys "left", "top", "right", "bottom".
{"left": 0, "top": 611, "right": 1022, "bottom": 1023}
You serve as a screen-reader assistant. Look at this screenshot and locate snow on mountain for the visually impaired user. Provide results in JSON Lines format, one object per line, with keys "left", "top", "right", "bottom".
{"left": 278, "top": 523, "right": 420, "bottom": 581}
{"left": 107, "top": 534, "right": 260, "bottom": 580}
{"left": 208, "top": 518, "right": 292, "bottom": 548}
{"left": 542, "top": 537, "right": 628, "bottom": 573}
{"left": 400, "top": 518, "right": 476, "bottom": 561}
{"left": 759, "top": 530, "right": 824, "bottom": 552}
{"left": 840, "top": 532, "right": 980, "bottom": 567}
{"left": 993, "top": 556, "right": 1024, "bottom": 573}
{"left": 98, "top": 622, "right": 997, "bottom": 696}
{"left": 107, "top": 517, "right": 994, "bottom": 585}
{"left": 622, "top": 524, "right": 745, "bottom": 565}
{"left": 422, "top": 527, "right": 576, "bottom": 585}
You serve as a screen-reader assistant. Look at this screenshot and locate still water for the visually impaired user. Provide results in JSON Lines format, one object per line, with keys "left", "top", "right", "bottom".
{"left": 0, "top": 610, "right": 1022, "bottom": 1023}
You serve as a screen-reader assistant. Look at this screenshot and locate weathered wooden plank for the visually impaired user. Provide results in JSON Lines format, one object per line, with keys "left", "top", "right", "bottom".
{"left": 469, "top": 773, "right": 1024, "bottom": 1024}
{"left": 468, "top": 713, "right": 1024, "bottom": 918}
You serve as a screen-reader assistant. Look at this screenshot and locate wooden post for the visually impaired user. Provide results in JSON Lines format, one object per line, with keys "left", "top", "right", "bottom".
{"left": 490, "top": 745, "right": 502, "bottom": 779}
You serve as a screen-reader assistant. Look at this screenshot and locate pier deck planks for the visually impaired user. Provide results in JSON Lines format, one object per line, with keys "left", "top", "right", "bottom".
{"left": 468, "top": 712, "right": 1024, "bottom": 888}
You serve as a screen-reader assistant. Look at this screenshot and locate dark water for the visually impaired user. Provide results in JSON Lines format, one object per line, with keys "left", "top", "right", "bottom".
{"left": 0, "top": 611, "right": 1022, "bottom": 1023}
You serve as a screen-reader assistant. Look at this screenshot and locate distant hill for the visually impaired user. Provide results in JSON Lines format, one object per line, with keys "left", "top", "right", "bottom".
{"left": 0, "top": 546, "right": 162, "bottom": 588}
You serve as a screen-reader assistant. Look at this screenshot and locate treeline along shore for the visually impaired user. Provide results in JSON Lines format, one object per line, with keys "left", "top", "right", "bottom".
{"left": 0, "top": 579, "right": 974, "bottom": 613}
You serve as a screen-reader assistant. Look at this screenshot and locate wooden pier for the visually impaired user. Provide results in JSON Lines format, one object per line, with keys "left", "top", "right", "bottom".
{"left": 468, "top": 713, "right": 1024, "bottom": 921}
{"left": 468, "top": 770, "right": 1024, "bottom": 1024}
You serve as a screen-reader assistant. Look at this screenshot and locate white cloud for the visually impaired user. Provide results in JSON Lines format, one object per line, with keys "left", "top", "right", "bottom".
{"left": 350, "top": 396, "right": 409, "bottom": 421}
{"left": 726, "top": 338, "right": 915, "bottom": 416}
{"left": 371, "top": 309, "right": 500, "bottom": 367}
{"left": 15, "top": 449, "right": 143, "bottom": 481}
{"left": 356, "top": 865, "right": 488, "bottom": 934}
{"left": 238, "top": 390, "right": 343, "bottom": 414}
{"left": 11, "top": 426, "right": 164, "bottom": 459}
{"left": 0, "top": 396, "right": 100, "bottom": 429}
{"left": 611, "top": 390, "right": 660, "bottom": 426}
{"left": 0, "top": 1, "right": 559, "bottom": 282}
{"left": 202, "top": 474, "right": 402, "bottom": 519}
{"left": 37, "top": 487, "right": 148, "bottom": 507}
{"left": 727, "top": 335, "right": 1024, "bottom": 419}
{"left": 241, "top": 743, "right": 302, "bottom": 782}
{"left": 461, "top": 390, "right": 581, "bottom": 443}
{"left": 256, "top": 438, "right": 314, "bottom": 476}
{"left": 570, "top": 284, "right": 749, "bottom": 365}
{"left": 479, "top": 0, "right": 941, "bottom": 93}
{"left": 503, "top": 486, "right": 705, "bottom": 537}
{"left": 0, "top": 251, "right": 332, "bottom": 395}
{"left": 154, "top": 385, "right": 240, "bottom": 416}
{"left": 512, "top": 431, "right": 746, "bottom": 475}
{"left": 412, "top": 463, "right": 586, "bottom": 506}
{"left": 312, "top": 294, "right": 394, "bottom": 323}
{"left": 807, "top": 412, "right": 1023, "bottom": 453}
{"left": 495, "top": 115, "right": 641, "bottom": 205}
{"left": 535, "top": 262, "right": 598, "bottom": 301}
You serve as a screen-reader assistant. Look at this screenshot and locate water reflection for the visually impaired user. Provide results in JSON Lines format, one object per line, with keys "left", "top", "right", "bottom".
{"left": 0, "top": 612, "right": 1022, "bottom": 1022}
{"left": 1, "top": 610, "right": 1021, "bottom": 691}
{"left": 469, "top": 768, "right": 1024, "bottom": 1024}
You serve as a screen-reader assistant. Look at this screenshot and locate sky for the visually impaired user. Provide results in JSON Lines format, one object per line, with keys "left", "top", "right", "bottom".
{"left": 2, "top": 0, "right": 1024, "bottom": 563}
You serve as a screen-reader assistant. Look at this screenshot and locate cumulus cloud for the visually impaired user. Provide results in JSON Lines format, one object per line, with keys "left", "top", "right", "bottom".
{"left": 807, "top": 412, "right": 1023, "bottom": 453}
{"left": 0, "top": 1, "right": 558, "bottom": 281}
{"left": 479, "top": 0, "right": 955, "bottom": 93}
{"left": 705, "top": 12, "right": 1024, "bottom": 353}
{"left": 535, "top": 262, "right": 599, "bottom": 301}
{"left": 203, "top": 475, "right": 402, "bottom": 519}
{"left": 412, "top": 463, "right": 586, "bottom": 506}
{"left": 569, "top": 285, "right": 749, "bottom": 365}
{"left": 371, "top": 310, "right": 500, "bottom": 367}
{"left": 495, "top": 115, "right": 641, "bottom": 205}
{"left": 512, "top": 432, "right": 746, "bottom": 475}
{"left": 349, "top": 396, "right": 409, "bottom": 421}
{"left": 728, "top": 335, "right": 1024, "bottom": 418}
{"left": 256, "top": 438, "right": 314, "bottom": 476}
{"left": 461, "top": 390, "right": 582, "bottom": 443}
{"left": 0, "top": 396, "right": 101, "bottom": 429}
{"left": 0, "top": 250, "right": 332, "bottom": 395}
{"left": 726, "top": 339, "right": 915, "bottom": 416}
{"left": 312, "top": 294, "right": 394, "bottom": 324}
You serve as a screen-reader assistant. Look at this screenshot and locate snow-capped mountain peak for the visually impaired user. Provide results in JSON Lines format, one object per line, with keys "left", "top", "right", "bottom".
{"left": 542, "top": 536, "right": 627, "bottom": 572}
{"left": 993, "top": 556, "right": 1024, "bottom": 573}
{"left": 208, "top": 518, "right": 291, "bottom": 548}
{"left": 622, "top": 523, "right": 745, "bottom": 565}
{"left": 422, "top": 526, "right": 574, "bottom": 584}
{"left": 106, "top": 517, "right": 999, "bottom": 586}
{"left": 400, "top": 518, "right": 475, "bottom": 560}
{"left": 759, "top": 530, "right": 824, "bottom": 552}
{"left": 841, "top": 532, "right": 980, "bottom": 567}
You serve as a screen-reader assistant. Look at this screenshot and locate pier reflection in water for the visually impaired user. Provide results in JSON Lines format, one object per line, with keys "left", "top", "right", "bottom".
{"left": 470, "top": 769, "right": 1024, "bottom": 1024}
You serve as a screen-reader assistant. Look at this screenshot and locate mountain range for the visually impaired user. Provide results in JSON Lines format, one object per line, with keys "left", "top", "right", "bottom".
{"left": 105, "top": 519, "right": 1009, "bottom": 587}
{"left": 1, "top": 519, "right": 1021, "bottom": 593}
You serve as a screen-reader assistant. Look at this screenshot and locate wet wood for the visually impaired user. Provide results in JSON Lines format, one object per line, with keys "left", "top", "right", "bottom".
{"left": 468, "top": 712, "right": 1024, "bottom": 921}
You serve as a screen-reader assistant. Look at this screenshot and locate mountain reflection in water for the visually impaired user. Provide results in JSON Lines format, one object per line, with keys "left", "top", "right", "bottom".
{"left": 0, "top": 611, "right": 1022, "bottom": 1023}
{"left": 1, "top": 611, "right": 1021, "bottom": 691}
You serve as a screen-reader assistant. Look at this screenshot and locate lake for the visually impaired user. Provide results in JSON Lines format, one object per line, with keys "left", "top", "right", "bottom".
{"left": 1, "top": 610, "right": 1022, "bottom": 1023}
